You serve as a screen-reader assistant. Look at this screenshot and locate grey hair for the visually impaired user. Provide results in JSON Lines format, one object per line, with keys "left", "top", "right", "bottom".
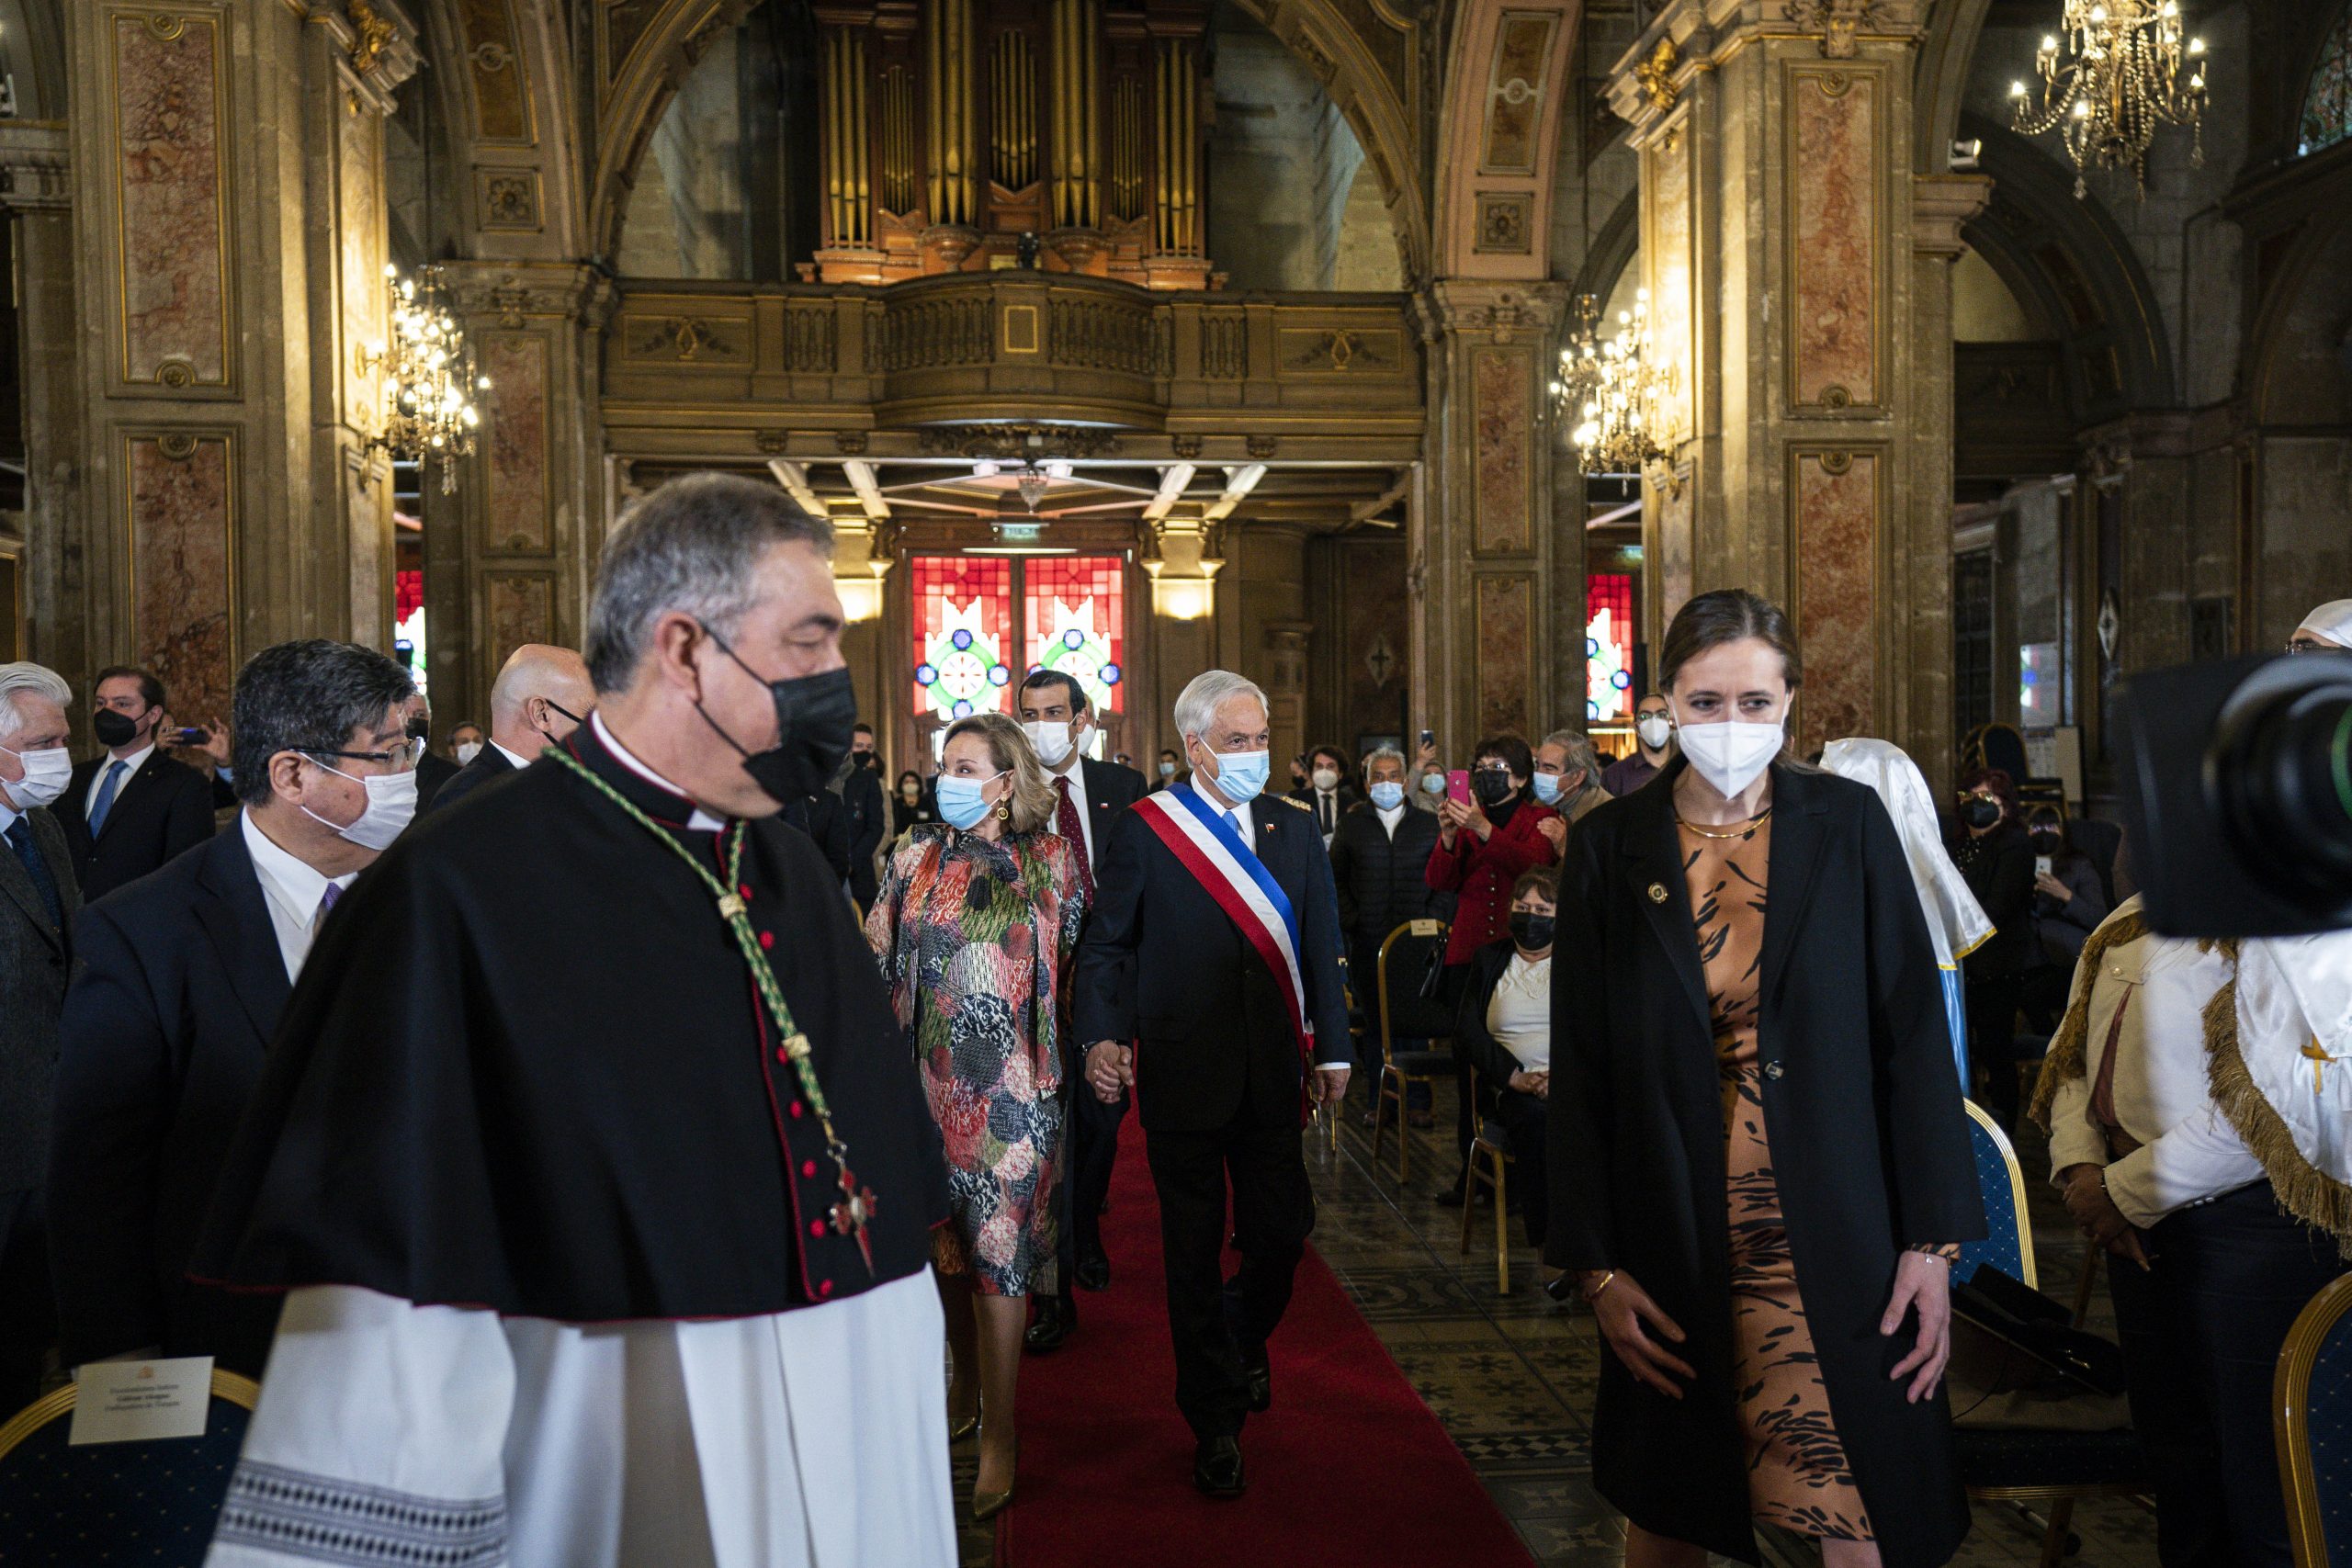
{"left": 1172, "top": 670, "right": 1269, "bottom": 742}
{"left": 0, "top": 662, "right": 71, "bottom": 743}
{"left": 584, "top": 472, "right": 834, "bottom": 694}
{"left": 1362, "top": 745, "right": 1407, "bottom": 778}
{"left": 1539, "top": 728, "right": 1600, "bottom": 780}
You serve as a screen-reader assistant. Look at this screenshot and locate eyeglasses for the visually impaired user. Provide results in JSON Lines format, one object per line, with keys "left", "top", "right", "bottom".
{"left": 303, "top": 746, "right": 416, "bottom": 773}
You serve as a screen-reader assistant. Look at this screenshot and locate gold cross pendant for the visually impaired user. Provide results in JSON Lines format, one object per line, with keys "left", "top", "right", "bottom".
{"left": 830, "top": 1167, "right": 878, "bottom": 1274}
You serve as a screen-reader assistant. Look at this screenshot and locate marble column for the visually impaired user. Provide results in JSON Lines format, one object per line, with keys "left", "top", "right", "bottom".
{"left": 0, "top": 124, "right": 85, "bottom": 682}
{"left": 1607, "top": 1, "right": 1984, "bottom": 769}
{"left": 66, "top": 0, "right": 418, "bottom": 723}
{"left": 429, "top": 263, "right": 615, "bottom": 727}
{"left": 1416, "top": 279, "right": 1569, "bottom": 760}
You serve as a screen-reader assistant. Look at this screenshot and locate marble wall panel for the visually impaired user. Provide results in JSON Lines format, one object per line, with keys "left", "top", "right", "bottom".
{"left": 1788, "top": 67, "right": 1879, "bottom": 411}
{"left": 338, "top": 101, "right": 383, "bottom": 432}
{"left": 1792, "top": 448, "right": 1880, "bottom": 752}
{"left": 1645, "top": 115, "right": 1691, "bottom": 440}
{"left": 1472, "top": 347, "right": 1531, "bottom": 553}
{"left": 1476, "top": 574, "right": 1532, "bottom": 737}
{"left": 484, "top": 570, "right": 554, "bottom": 673}
{"left": 1653, "top": 470, "right": 1693, "bottom": 628}
{"left": 483, "top": 333, "right": 551, "bottom": 551}
{"left": 126, "top": 433, "right": 234, "bottom": 725}
{"left": 1338, "top": 536, "right": 1409, "bottom": 749}
{"left": 111, "top": 9, "right": 232, "bottom": 389}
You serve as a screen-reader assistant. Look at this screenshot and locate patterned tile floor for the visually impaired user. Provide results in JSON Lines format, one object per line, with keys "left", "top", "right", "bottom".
{"left": 956, "top": 1083, "right": 2158, "bottom": 1566}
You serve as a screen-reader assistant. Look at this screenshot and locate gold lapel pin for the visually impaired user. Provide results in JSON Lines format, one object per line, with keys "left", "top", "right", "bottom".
{"left": 1646, "top": 883, "right": 1668, "bottom": 904}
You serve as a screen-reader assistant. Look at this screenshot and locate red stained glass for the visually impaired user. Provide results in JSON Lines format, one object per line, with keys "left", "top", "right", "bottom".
{"left": 1586, "top": 572, "right": 1635, "bottom": 724}
{"left": 1023, "top": 556, "right": 1126, "bottom": 716}
{"left": 911, "top": 556, "right": 1015, "bottom": 721}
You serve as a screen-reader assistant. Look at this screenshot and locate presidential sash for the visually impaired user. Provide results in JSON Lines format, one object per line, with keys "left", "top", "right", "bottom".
{"left": 1132, "top": 786, "right": 1314, "bottom": 1065}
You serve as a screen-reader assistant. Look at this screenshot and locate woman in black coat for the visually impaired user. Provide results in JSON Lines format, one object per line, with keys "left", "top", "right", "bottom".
{"left": 1546, "top": 590, "right": 1984, "bottom": 1568}
{"left": 1953, "top": 765, "right": 2034, "bottom": 1126}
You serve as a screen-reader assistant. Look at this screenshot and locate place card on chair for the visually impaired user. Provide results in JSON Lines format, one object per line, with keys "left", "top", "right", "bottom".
{"left": 68, "top": 1356, "right": 215, "bottom": 1446}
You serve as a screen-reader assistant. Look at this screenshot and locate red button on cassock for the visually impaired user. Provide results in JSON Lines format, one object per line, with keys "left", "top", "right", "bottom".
{"left": 775, "top": 1047, "right": 789, "bottom": 1064}
{"left": 740, "top": 885, "right": 754, "bottom": 901}
{"left": 809, "top": 1221, "right": 825, "bottom": 1238}
{"left": 801, "top": 1160, "right": 818, "bottom": 1179}
{"left": 789, "top": 1101, "right": 805, "bottom": 1119}
{"left": 818, "top": 1280, "right": 834, "bottom": 1298}
{"left": 759, "top": 931, "right": 775, "bottom": 950}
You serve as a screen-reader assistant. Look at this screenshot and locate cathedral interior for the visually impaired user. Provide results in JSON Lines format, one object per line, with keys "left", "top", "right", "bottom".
{"left": 0, "top": 0, "right": 2345, "bottom": 792}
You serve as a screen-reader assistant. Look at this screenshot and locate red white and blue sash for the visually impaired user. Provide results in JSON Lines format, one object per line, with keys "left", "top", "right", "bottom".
{"left": 1133, "top": 785, "right": 1313, "bottom": 1062}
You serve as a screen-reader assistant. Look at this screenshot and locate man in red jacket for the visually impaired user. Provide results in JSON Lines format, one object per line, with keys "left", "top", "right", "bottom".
{"left": 1426, "top": 734, "right": 1558, "bottom": 1204}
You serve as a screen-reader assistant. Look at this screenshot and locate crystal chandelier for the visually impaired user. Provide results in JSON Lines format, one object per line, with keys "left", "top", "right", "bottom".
{"left": 367, "top": 264, "right": 488, "bottom": 492}
{"left": 1553, "top": 290, "right": 1675, "bottom": 479}
{"left": 2009, "top": 1, "right": 2209, "bottom": 199}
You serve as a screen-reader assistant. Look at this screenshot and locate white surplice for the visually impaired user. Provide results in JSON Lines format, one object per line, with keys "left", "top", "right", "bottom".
{"left": 205, "top": 1270, "right": 956, "bottom": 1568}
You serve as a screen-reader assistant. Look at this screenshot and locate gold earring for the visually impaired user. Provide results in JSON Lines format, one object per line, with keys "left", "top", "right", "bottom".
{"left": 994, "top": 802, "right": 1012, "bottom": 822}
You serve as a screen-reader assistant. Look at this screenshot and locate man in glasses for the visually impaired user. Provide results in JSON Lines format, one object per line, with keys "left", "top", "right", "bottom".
{"left": 49, "top": 639, "right": 416, "bottom": 1379}
{"left": 422, "top": 643, "right": 594, "bottom": 816}
{"left": 2287, "top": 598, "right": 2352, "bottom": 654}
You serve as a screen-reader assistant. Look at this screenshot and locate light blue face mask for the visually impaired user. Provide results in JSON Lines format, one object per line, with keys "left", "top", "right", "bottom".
{"left": 1420, "top": 772, "right": 1446, "bottom": 795}
{"left": 1530, "top": 771, "right": 1564, "bottom": 806}
{"left": 1368, "top": 780, "right": 1405, "bottom": 811}
{"left": 1204, "top": 748, "right": 1271, "bottom": 803}
{"left": 936, "top": 769, "right": 1007, "bottom": 830}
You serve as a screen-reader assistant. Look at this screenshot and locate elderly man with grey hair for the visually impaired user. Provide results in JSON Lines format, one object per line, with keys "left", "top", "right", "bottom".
{"left": 1531, "top": 727, "right": 1611, "bottom": 856}
{"left": 1073, "top": 669, "right": 1351, "bottom": 1499}
{"left": 192, "top": 473, "right": 955, "bottom": 1568}
{"left": 0, "top": 660, "right": 77, "bottom": 1408}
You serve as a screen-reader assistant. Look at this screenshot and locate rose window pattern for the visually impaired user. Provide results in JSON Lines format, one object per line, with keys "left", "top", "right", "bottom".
{"left": 1586, "top": 572, "right": 1635, "bottom": 724}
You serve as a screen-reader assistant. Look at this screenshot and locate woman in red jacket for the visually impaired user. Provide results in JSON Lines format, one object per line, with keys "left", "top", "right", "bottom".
{"left": 1426, "top": 734, "right": 1559, "bottom": 1201}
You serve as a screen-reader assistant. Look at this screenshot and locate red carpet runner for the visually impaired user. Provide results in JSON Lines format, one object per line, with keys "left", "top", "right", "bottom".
{"left": 996, "top": 1129, "right": 1535, "bottom": 1567}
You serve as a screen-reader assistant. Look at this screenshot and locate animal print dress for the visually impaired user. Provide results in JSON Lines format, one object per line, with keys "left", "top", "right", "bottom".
{"left": 1679, "top": 812, "right": 1876, "bottom": 1541}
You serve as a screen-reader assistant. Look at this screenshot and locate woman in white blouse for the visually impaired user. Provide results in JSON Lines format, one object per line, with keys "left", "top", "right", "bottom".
{"left": 1453, "top": 867, "right": 1558, "bottom": 1269}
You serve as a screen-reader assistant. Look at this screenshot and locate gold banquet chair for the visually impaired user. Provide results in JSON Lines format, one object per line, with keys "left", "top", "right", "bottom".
{"left": 2276, "top": 1271, "right": 2352, "bottom": 1568}
{"left": 1368, "top": 918, "right": 1453, "bottom": 1183}
{"left": 1459, "top": 1113, "right": 1515, "bottom": 1295}
{"left": 0, "top": 1368, "right": 260, "bottom": 1566}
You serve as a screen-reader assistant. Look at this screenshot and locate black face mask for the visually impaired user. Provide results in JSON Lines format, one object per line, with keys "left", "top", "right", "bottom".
{"left": 1510, "top": 911, "right": 1555, "bottom": 950}
{"left": 1962, "top": 796, "right": 2003, "bottom": 829}
{"left": 405, "top": 714, "right": 432, "bottom": 741}
{"left": 1471, "top": 769, "right": 1516, "bottom": 807}
{"left": 695, "top": 626, "right": 859, "bottom": 806}
{"left": 92, "top": 708, "right": 143, "bottom": 749}
{"left": 2030, "top": 829, "right": 2063, "bottom": 853}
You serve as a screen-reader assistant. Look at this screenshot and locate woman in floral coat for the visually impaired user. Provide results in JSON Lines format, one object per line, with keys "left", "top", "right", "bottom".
{"left": 865, "top": 710, "right": 1086, "bottom": 1519}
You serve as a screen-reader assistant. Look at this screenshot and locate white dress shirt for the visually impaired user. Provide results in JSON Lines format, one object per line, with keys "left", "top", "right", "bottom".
{"left": 594, "top": 714, "right": 728, "bottom": 831}
{"left": 241, "top": 813, "right": 357, "bottom": 982}
{"left": 2044, "top": 898, "right": 2260, "bottom": 1228}
{"left": 1048, "top": 756, "right": 1095, "bottom": 864}
{"left": 1311, "top": 787, "right": 1341, "bottom": 845}
{"left": 1375, "top": 801, "right": 1407, "bottom": 839}
{"left": 1487, "top": 953, "right": 1552, "bottom": 1074}
{"left": 492, "top": 739, "right": 537, "bottom": 772}
{"left": 85, "top": 742, "right": 154, "bottom": 818}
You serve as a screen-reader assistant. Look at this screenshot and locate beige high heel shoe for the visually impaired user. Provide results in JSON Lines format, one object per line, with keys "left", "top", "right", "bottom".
{"left": 971, "top": 1434, "right": 1020, "bottom": 1521}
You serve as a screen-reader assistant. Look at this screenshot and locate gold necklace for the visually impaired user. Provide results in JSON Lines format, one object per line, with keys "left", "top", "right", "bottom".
{"left": 1675, "top": 807, "right": 1770, "bottom": 840}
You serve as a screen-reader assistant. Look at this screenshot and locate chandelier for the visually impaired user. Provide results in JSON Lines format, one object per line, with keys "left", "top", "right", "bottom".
{"left": 971, "top": 457, "right": 1075, "bottom": 513}
{"left": 1553, "top": 290, "right": 1675, "bottom": 479}
{"left": 2009, "top": 1, "right": 2209, "bottom": 199}
{"left": 366, "top": 264, "right": 488, "bottom": 492}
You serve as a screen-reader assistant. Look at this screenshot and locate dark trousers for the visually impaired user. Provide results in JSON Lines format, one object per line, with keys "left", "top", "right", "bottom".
{"left": 1964, "top": 970, "right": 2025, "bottom": 1126}
{"left": 2107, "top": 1182, "right": 2348, "bottom": 1568}
{"left": 0, "top": 1188, "right": 54, "bottom": 1412}
{"left": 1485, "top": 1089, "right": 1549, "bottom": 1247}
{"left": 1057, "top": 1073, "right": 1127, "bottom": 1282}
{"left": 1143, "top": 1117, "right": 1315, "bottom": 1439}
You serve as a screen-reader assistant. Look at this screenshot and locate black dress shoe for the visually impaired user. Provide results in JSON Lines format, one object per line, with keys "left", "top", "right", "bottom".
{"left": 1023, "top": 1295, "right": 1075, "bottom": 1353}
{"left": 1243, "top": 1349, "right": 1272, "bottom": 1414}
{"left": 1074, "top": 1247, "right": 1111, "bottom": 1292}
{"left": 1193, "top": 1435, "right": 1247, "bottom": 1498}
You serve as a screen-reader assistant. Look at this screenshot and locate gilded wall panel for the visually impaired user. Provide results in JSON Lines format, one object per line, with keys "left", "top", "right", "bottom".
{"left": 1787, "top": 65, "right": 1882, "bottom": 412}
{"left": 1275, "top": 325, "right": 1403, "bottom": 376}
{"left": 1471, "top": 346, "right": 1531, "bottom": 554}
{"left": 109, "top": 7, "right": 233, "bottom": 390}
{"left": 1652, "top": 466, "right": 1693, "bottom": 629}
{"left": 1475, "top": 574, "right": 1532, "bottom": 737}
{"left": 1644, "top": 112, "right": 1692, "bottom": 442}
{"left": 1791, "top": 447, "right": 1882, "bottom": 752}
{"left": 338, "top": 98, "right": 384, "bottom": 432}
{"left": 125, "top": 432, "right": 236, "bottom": 726}
{"left": 483, "top": 570, "right": 555, "bottom": 674}
{"left": 483, "top": 333, "right": 551, "bottom": 552}
{"left": 1478, "top": 14, "right": 1558, "bottom": 175}
{"left": 458, "top": 0, "right": 533, "bottom": 142}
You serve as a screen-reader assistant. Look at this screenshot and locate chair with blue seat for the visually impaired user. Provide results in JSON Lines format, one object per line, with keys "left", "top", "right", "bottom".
{"left": 2278, "top": 1270, "right": 2352, "bottom": 1568}
{"left": 1369, "top": 918, "right": 1453, "bottom": 1182}
{"left": 1951, "top": 1100, "right": 2151, "bottom": 1568}
{"left": 0, "top": 1368, "right": 259, "bottom": 1566}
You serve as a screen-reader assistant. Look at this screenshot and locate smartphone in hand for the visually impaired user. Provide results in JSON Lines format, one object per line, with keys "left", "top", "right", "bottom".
{"left": 1447, "top": 770, "right": 1472, "bottom": 806}
{"left": 2035, "top": 854, "right": 2053, "bottom": 878}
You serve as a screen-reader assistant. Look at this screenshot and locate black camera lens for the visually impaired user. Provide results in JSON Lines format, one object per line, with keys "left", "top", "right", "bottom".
{"left": 2208, "top": 670, "right": 2352, "bottom": 918}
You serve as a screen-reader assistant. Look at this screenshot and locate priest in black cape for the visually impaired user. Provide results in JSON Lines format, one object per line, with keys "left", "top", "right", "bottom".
{"left": 195, "top": 473, "right": 955, "bottom": 1568}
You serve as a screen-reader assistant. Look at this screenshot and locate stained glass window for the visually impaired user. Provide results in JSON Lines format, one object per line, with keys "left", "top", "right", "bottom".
{"left": 911, "top": 556, "right": 1015, "bottom": 723}
{"left": 394, "top": 569, "right": 427, "bottom": 694}
{"left": 1023, "top": 556, "right": 1126, "bottom": 736}
{"left": 1586, "top": 572, "right": 1635, "bottom": 724}
{"left": 2304, "top": 6, "right": 2352, "bottom": 156}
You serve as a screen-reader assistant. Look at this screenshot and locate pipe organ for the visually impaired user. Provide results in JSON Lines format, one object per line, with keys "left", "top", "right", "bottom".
{"left": 807, "top": 0, "right": 1216, "bottom": 288}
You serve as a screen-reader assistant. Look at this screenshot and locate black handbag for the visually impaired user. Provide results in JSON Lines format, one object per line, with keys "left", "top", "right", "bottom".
{"left": 1950, "top": 1263, "right": 2127, "bottom": 1397}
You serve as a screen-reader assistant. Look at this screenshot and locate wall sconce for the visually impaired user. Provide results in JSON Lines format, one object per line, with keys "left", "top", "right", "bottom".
{"left": 1152, "top": 576, "right": 1217, "bottom": 622}
{"left": 838, "top": 576, "right": 886, "bottom": 623}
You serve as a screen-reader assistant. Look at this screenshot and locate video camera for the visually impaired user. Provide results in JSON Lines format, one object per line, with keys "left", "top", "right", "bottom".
{"left": 2114, "top": 653, "right": 2352, "bottom": 939}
